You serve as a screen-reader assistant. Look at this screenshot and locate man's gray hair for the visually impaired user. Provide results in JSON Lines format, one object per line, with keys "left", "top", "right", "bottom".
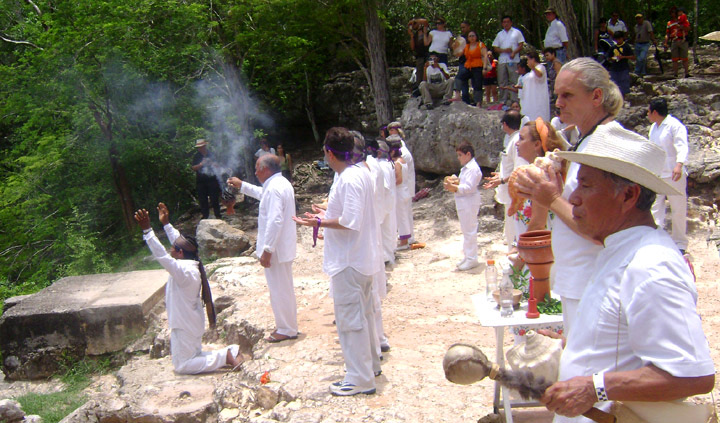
{"left": 602, "top": 171, "right": 656, "bottom": 211}
{"left": 258, "top": 154, "right": 282, "bottom": 174}
{"left": 561, "top": 58, "right": 624, "bottom": 117}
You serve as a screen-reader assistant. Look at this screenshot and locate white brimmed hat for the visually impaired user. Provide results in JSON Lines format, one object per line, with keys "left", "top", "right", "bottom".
{"left": 556, "top": 124, "right": 682, "bottom": 196}
{"left": 195, "top": 139, "right": 208, "bottom": 148}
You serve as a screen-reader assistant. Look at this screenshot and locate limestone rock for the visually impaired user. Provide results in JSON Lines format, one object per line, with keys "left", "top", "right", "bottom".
{"left": 196, "top": 219, "right": 251, "bottom": 259}
{"left": 401, "top": 97, "right": 505, "bottom": 175}
{"left": 23, "top": 416, "right": 43, "bottom": 423}
{"left": 0, "top": 270, "right": 166, "bottom": 380}
{"left": 0, "top": 399, "right": 25, "bottom": 422}
{"left": 255, "top": 386, "right": 279, "bottom": 410}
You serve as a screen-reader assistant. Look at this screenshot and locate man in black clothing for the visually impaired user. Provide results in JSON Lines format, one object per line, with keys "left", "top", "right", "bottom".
{"left": 408, "top": 18, "right": 430, "bottom": 90}
{"left": 191, "top": 139, "right": 222, "bottom": 219}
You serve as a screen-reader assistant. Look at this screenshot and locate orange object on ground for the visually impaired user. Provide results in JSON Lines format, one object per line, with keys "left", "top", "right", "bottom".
{"left": 410, "top": 242, "right": 426, "bottom": 249}
{"left": 260, "top": 371, "right": 270, "bottom": 384}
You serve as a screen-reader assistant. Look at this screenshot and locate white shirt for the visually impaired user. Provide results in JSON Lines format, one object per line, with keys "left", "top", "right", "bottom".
{"left": 550, "top": 122, "right": 624, "bottom": 300}
{"left": 496, "top": 131, "right": 529, "bottom": 205}
{"left": 455, "top": 158, "right": 483, "bottom": 200}
{"left": 400, "top": 140, "right": 416, "bottom": 196}
{"left": 240, "top": 172, "right": 297, "bottom": 263}
{"left": 365, "top": 156, "right": 386, "bottom": 225}
{"left": 607, "top": 19, "right": 628, "bottom": 34}
{"left": 425, "top": 63, "right": 450, "bottom": 82}
{"left": 555, "top": 226, "right": 714, "bottom": 423}
{"left": 144, "top": 225, "right": 205, "bottom": 336}
{"left": 323, "top": 164, "right": 378, "bottom": 277}
{"left": 519, "top": 65, "right": 550, "bottom": 121}
{"left": 648, "top": 114, "right": 688, "bottom": 178}
{"left": 378, "top": 158, "right": 397, "bottom": 215}
{"left": 492, "top": 27, "right": 525, "bottom": 64}
{"left": 254, "top": 148, "right": 276, "bottom": 158}
{"left": 544, "top": 19, "right": 569, "bottom": 48}
{"left": 429, "top": 29, "right": 453, "bottom": 54}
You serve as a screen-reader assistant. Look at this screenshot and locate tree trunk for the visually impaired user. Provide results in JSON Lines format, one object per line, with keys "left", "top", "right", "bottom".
{"left": 88, "top": 99, "right": 136, "bottom": 232}
{"left": 550, "top": 0, "right": 585, "bottom": 58}
{"left": 304, "top": 71, "right": 320, "bottom": 143}
{"left": 362, "top": 0, "right": 393, "bottom": 126}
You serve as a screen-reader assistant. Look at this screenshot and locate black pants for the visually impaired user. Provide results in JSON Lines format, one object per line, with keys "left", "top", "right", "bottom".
{"left": 197, "top": 180, "right": 221, "bottom": 219}
{"left": 456, "top": 66, "right": 483, "bottom": 105}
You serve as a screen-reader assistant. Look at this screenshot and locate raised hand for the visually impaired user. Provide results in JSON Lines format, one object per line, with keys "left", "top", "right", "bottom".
{"left": 157, "top": 202, "right": 170, "bottom": 226}
{"left": 134, "top": 209, "right": 151, "bottom": 230}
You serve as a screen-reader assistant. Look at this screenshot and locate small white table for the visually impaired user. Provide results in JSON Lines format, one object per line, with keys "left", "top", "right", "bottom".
{"left": 471, "top": 294, "right": 563, "bottom": 423}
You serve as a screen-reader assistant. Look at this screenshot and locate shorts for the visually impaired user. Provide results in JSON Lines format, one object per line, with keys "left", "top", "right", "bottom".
{"left": 671, "top": 40, "right": 688, "bottom": 61}
{"left": 483, "top": 76, "right": 497, "bottom": 85}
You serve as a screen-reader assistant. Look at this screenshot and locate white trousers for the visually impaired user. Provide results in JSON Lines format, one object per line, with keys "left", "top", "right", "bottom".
{"left": 456, "top": 197, "right": 481, "bottom": 261}
{"left": 651, "top": 173, "right": 688, "bottom": 250}
{"left": 560, "top": 296, "right": 580, "bottom": 338}
{"left": 264, "top": 256, "right": 298, "bottom": 336}
{"left": 171, "top": 328, "right": 238, "bottom": 374}
{"left": 332, "top": 267, "right": 381, "bottom": 389}
{"left": 380, "top": 210, "right": 398, "bottom": 263}
{"left": 372, "top": 270, "right": 389, "bottom": 353}
{"left": 503, "top": 204, "right": 517, "bottom": 249}
{"left": 396, "top": 196, "right": 412, "bottom": 240}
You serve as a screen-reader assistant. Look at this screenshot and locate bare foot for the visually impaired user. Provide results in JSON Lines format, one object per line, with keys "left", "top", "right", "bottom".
{"left": 226, "top": 348, "right": 246, "bottom": 370}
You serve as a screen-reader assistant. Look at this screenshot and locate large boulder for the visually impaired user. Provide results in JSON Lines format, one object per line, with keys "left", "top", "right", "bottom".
{"left": 196, "top": 219, "right": 251, "bottom": 259}
{"left": 401, "top": 96, "right": 505, "bottom": 175}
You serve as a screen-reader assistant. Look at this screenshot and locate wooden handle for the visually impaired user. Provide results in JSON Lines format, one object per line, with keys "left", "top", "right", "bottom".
{"left": 583, "top": 407, "right": 616, "bottom": 423}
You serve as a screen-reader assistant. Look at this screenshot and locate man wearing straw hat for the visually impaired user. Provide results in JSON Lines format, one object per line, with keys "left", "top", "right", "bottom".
{"left": 191, "top": 139, "right": 222, "bottom": 219}
{"left": 538, "top": 125, "right": 714, "bottom": 422}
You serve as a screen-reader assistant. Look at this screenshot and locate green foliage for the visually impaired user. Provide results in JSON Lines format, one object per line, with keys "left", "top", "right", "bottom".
{"left": 14, "top": 354, "right": 116, "bottom": 423}
{"left": 537, "top": 294, "right": 563, "bottom": 314}
{"left": 509, "top": 266, "right": 530, "bottom": 299}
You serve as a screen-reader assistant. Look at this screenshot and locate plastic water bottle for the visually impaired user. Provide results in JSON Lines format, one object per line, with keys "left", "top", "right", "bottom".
{"left": 499, "top": 268, "right": 514, "bottom": 317}
{"left": 485, "top": 260, "right": 497, "bottom": 299}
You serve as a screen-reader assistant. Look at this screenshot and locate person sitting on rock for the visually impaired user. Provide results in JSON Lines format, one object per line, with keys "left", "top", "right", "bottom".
{"left": 134, "top": 203, "right": 245, "bottom": 374}
{"left": 419, "top": 54, "right": 454, "bottom": 110}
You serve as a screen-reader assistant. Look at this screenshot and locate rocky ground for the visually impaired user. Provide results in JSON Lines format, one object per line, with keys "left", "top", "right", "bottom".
{"left": 2, "top": 173, "right": 720, "bottom": 422}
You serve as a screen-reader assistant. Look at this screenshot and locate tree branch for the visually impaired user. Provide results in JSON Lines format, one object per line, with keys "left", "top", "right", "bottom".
{"left": 0, "top": 33, "right": 43, "bottom": 50}
{"left": 25, "top": 0, "right": 42, "bottom": 16}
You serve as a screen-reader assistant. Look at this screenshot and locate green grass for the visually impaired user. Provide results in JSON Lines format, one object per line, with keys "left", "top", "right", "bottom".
{"left": 14, "top": 355, "right": 117, "bottom": 423}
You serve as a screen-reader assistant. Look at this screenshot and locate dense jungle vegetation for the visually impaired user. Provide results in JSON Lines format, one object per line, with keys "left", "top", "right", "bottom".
{"left": 0, "top": 0, "right": 716, "bottom": 308}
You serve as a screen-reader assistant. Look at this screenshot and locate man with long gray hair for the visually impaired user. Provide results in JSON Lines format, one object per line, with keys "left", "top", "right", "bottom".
{"left": 515, "top": 58, "right": 624, "bottom": 335}
{"left": 227, "top": 155, "right": 298, "bottom": 343}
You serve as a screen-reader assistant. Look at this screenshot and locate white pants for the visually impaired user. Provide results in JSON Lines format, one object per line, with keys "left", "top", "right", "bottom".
{"left": 503, "top": 204, "right": 517, "bottom": 250}
{"left": 264, "top": 256, "right": 298, "bottom": 336}
{"left": 396, "top": 196, "right": 412, "bottom": 241}
{"left": 372, "top": 270, "right": 389, "bottom": 353}
{"left": 560, "top": 296, "right": 580, "bottom": 338}
{"left": 332, "top": 267, "right": 381, "bottom": 389}
{"left": 171, "top": 328, "right": 238, "bottom": 374}
{"left": 380, "top": 210, "right": 397, "bottom": 263}
{"left": 456, "top": 197, "right": 481, "bottom": 261}
{"left": 651, "top": 173, "right": 688, "bottom": 250}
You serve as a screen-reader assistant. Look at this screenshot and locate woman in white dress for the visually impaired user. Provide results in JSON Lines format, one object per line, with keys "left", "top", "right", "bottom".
{"left": 518, "top": 51, "right": 550, "bottom": 121}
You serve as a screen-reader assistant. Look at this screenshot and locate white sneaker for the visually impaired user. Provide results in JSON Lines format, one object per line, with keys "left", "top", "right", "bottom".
{"left": 458, "top": 259, "right": 479, "bottom": 271}
{"left": 456, "top": 258, "right": 467, "bottom": 268}
{"left": 330, "top": 381, "right": 376, "bottom": 396}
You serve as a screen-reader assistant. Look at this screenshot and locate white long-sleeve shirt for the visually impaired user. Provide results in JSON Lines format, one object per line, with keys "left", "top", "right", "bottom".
{"left": 649, "top": 114, "right": 689, "bottom": 178}
{"left": 555, "top": 225, "right": 714, "bottom": 423}
{"left": 144, "top": 225, "right": 205, "bottom": 336}
{"left": 240, "top": 172, "right": 297, "bottom": 263}
{"left": 455, "top": 158, "right": 482, "bottom": 205}
{"left": 496, "top": 131, "right": 529, "bottom": 205}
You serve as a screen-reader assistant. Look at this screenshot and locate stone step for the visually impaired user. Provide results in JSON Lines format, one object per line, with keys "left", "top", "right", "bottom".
{"left": 0, "top": 269, "right": 167, "bottom": 380}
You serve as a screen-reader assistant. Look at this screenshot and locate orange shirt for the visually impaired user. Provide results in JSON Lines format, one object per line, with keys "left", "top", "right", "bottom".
{"left": 463, "top": 42, "right": 486, "bottom": 69}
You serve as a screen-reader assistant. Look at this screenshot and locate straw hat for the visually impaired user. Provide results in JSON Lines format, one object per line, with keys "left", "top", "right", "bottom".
{"left": 555, "top": 125, "right": 682, "bottom": 196}
{"left": 195, "top": 139, "right": 208, "bottom": 148}
{"left": 544, "top": 7, "right": 557, "bottom": 15}
{"left": 700, "top": 31, "right": 720, "bottom": 42}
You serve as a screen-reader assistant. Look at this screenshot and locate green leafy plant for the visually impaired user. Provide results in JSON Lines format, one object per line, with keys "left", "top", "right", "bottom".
{"left": 509, "top": 267, "right": 530, "bottom": 299}
{"left": 536, "top": 295, "right": 563, "bottom": 315}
